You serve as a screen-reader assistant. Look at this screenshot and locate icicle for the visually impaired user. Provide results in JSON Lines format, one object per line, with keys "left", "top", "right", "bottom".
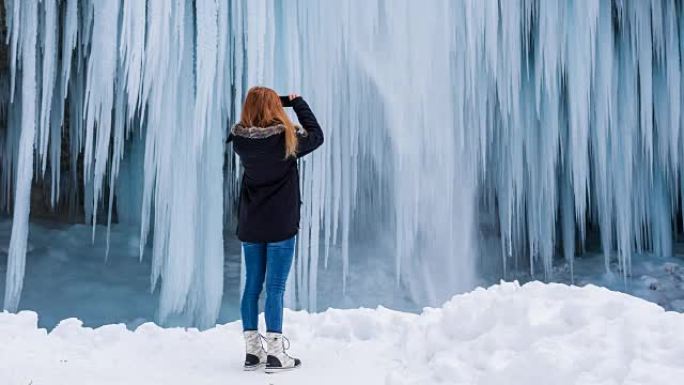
{"left": 49, "top": 59, "right": 64, "bottom": 207}
{"left": 664, "top": 0, "right": 680, "bottom": 176}
{"left": 565, "top": 0, "right": 599, "bottom": 248}
{"left": 592, "top": 0, "right": 616, "bottom": 272}
{"left": 4, "top": 0, "right": 39, "bottom": 312}
{"left": 37, "top": 0, "right": 58, "bottom": 173}
{"left": 633, "top": 1, "right": 654, "bottom": 172}
{"left": 532, "top": 0, "right": 563, "bottom": 277}
{"left": 6, "top": 0, "right": 21, "bottom": 101}
{"left": 614, "top": 27, "right": 638, "bottom": 280}
{"left": 83, "top": 0, "right": 120, "bottom": 233}
{"left": 61, "top": 0, "right": 78, "bottom": 100}
{"left": 119, "top": 0, "right": 146, "bottom": 122}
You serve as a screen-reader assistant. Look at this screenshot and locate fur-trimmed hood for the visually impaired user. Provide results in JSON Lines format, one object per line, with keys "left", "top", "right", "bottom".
{"left": 231, "top": 122, "right": 306, "bottom": 139}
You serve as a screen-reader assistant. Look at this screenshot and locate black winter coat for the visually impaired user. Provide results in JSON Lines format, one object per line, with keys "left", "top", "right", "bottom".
{"left": 226, "top": 97, "right": 324, "bottom": 242}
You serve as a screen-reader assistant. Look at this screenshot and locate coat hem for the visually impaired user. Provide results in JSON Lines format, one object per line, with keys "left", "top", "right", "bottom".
{"left": 237, "top": 230, "right": 298, "bottom": 244}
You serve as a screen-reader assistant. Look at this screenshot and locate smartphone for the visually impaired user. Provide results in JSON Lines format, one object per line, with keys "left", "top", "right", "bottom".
{"left": 279, "top": 96, "right": 293, "bottom": 107}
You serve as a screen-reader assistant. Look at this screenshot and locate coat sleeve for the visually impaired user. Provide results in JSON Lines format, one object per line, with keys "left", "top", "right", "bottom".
{"left": 291, "top": 97, "right": 324, "bottom": 158}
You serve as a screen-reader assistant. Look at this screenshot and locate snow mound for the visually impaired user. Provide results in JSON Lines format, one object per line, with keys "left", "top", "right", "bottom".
{"left": 1, "top": 281, "right": 683, "bottom": 384}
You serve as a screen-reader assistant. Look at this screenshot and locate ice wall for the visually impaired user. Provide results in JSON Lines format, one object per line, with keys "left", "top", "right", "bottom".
{"left": 0, "top": 0, "right": 682, "bottom": 327}
{"left": 2, "top": 0, "right": 228, "bottom": 328}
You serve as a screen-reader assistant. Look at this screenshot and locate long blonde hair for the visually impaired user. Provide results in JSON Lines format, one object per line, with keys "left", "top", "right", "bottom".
{"left": 240, "top": 86, "right": 297, "bottom": 158}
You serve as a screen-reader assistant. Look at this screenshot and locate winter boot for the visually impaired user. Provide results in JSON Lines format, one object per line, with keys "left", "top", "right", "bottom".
{"left": 264, "top": 332, "right": 301, "bottom": 373}
{"left": 243, "top": 331, "right": 267, "bottom": 370}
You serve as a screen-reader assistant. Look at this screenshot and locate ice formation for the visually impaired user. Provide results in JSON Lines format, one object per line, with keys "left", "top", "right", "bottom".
{"left": 0, "top": 0, "right": 682, "bottom": 327}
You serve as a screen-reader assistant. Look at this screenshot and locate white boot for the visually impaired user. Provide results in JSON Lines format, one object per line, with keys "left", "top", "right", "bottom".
{"left": 264, "top": 332, "right": 301, "bottom": 373}
{"left": 243, "top": 331, "right": 266, "bottom": 370}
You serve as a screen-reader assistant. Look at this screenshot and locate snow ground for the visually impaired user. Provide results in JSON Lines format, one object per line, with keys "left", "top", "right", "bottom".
{"left": 1, "top": 281, "right": 683, "bottom": 385}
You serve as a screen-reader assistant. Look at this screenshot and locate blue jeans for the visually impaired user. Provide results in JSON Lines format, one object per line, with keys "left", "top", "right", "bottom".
{"left": 240, "top": 236, "right": 295, "bottom": 333}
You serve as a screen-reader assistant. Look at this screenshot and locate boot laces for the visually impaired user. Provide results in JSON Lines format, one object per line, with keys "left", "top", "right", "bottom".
{"left": 280, "top": 335, "right": 294, "bottom": 360}
{"left": 266, "top": 334, "right": 293, "bottom": 359}
{"left": 263, "top": 333, "right": 291, "bottom": 350}
{"left": 258, "top": 333, "right": 268, "bottom": 351}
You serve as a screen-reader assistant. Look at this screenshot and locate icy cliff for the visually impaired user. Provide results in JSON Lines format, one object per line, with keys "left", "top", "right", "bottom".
{"left": 1, "top": 0, "right": 682, "bottom": 327}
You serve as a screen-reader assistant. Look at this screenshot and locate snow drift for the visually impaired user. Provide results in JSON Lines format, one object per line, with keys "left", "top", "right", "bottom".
{"left": 0, "top": 282, "right": 683, "bottom": 384}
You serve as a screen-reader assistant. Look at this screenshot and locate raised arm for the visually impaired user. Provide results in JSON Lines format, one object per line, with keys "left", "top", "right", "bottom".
{"left": 291, "top": 97, "right": 324, "bottom": 158}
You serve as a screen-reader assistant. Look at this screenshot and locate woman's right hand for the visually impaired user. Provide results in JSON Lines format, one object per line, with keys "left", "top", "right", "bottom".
{"left": 288, "top": 93, "right": 300, "bottom": 101}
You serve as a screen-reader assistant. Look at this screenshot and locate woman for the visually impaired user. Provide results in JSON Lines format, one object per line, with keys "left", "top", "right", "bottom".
{"left": 226, "top": 86, "right": 324, "bottom": 372}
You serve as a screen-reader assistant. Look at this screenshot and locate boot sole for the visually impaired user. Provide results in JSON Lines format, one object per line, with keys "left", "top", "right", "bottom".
{"left": 243, "top": 363, "right": 265, "bottom": 371}
{"left": 264, "top": 363, "right": 302, "bottom": 374}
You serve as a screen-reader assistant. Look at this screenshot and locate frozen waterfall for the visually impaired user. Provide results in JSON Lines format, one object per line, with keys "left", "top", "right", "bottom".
{"left": 0, "top": 0, "right": 682, "bottom": 328}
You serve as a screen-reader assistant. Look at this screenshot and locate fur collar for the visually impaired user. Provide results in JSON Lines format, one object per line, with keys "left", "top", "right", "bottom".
{"left": 231, "top": 123, "right": 306, "bottom": 139}
{"left": 231, "top": 123, "right": 285, "bottom": 139}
